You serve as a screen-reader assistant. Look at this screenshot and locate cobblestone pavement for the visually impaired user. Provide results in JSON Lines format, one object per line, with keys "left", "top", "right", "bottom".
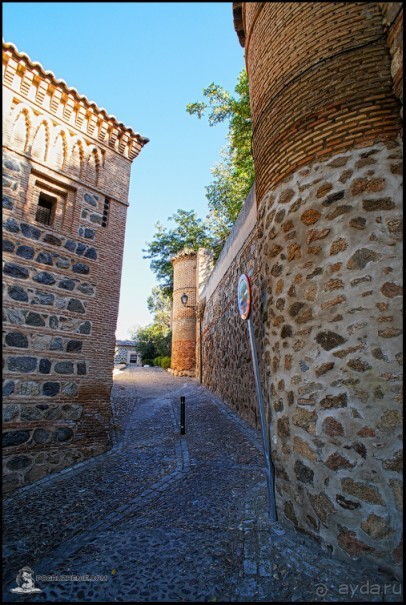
{"left": 2, "top": 368, "right": 403, "bottom": 602}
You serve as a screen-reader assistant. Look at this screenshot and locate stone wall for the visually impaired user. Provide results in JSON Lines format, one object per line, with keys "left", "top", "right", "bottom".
{"left": 257, "top": 140, "right": 403, "bottom": 577}
{"left": 199, "top": 140, "right": 403, "bottom": 575}
{"left": 2, "top": 42, "right": 147, "bottom": 493}
{"left": 199, "top": 187, "right": 261, "bottom": 425}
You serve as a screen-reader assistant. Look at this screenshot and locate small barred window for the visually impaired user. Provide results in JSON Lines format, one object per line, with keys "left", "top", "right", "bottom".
{"left": 35, "top": 192, "right": 56, "bottom": 226}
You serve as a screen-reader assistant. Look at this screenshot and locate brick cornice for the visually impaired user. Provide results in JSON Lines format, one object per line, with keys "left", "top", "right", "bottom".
{"left": 3, "top": 41, "right": 149, "bottom": 160}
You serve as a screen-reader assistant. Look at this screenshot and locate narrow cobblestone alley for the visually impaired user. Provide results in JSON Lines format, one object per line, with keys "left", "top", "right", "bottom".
{"left": 2, "top": 368, "right": 402, "bottom": 602}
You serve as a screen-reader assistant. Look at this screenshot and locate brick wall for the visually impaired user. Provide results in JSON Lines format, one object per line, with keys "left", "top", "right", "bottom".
{"left": 241, "top": 2, "right": 402, "bottom": 205}
{"left": 2, "top": 42, "right": 147, "bottom": 492}
{"left": 170, "top": 251, "right": 197, "bottom": 376}
{"left": 379, "top": 2, "right": 403, "bottom": 115}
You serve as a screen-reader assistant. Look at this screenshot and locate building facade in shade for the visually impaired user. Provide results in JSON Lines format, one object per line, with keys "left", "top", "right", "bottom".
{"left": 2, "top": 41, "right": 148, "bottom": 493}
{"left": 172, "top": 2, "right": 402, "bottom": 578}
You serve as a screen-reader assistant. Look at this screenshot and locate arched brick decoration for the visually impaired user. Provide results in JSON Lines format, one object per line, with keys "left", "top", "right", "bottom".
{"left": 69, "top": 139, "right": 85, "bottom": 179}
{"left": 30, "top": 120, "right": 50, "bottom": 162}
{"left": 49, "top": 131, "right": 68, "bottom": 171}
{"left": 10, "top": 108, "right": 30, "bottom": 152}
{"left": 85, "top": 148, "right": 100, "bottom": 186}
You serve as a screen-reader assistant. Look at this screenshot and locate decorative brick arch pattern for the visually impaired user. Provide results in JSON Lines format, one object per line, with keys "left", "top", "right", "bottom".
{"left": 68, "top": 136, "right": 85, "bottom": 179}
{"left": 48, "top": 127, "right": 69, "bottom": 171}
{"left": 85, "top": 147, "right": 101, "bottom": 186}
{"left": 30, "top": 117, "right": 52, "bottom": 162}
{"left": 9, "top": 103, "right": 34, "bottom": 152}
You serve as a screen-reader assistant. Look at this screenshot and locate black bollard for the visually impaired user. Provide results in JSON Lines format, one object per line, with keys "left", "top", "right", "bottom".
{"left": 180, "top": 396, "right": 185, "bottom": 435}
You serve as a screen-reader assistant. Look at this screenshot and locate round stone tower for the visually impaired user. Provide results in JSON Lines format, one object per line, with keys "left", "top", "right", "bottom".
{"left": 233, "top": 2, "right": 403, "bottom": 577}
{"left": 171, "top": 250, "right": 197, "bottom": 376}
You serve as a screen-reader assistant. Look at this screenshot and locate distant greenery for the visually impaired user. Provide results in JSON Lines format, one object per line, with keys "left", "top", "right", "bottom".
{"left": 143, "top": 69, "right": 254, "bottom": 293}
{"left": 131, "top": 323, "right": 171, "bottom": 363}
{"left": 153, "top": 356, "right": 171, "bottom": 369}
{"left": 147, "top": 286, "right": 172, "bottom": 330}
{"left": 131, "top": 287, "right": 172, "bottom": 365}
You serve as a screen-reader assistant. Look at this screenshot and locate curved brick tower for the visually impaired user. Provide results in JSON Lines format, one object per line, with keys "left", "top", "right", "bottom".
{"left": 2, "top": 42, "right": 148, "bottom": 492}
{"left": 171, "top": 250, "right": 197, "bottom": 376}
{"left": 234, "top": 3, "right": 403, "bottom": 576}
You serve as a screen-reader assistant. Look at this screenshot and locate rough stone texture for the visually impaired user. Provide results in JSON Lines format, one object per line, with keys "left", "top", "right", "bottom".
{"left": 200, "top": 228, "right": 260, "bottom": 427}
{"left": 252, "top": 139, "right": 403, "bottom": 578}
{"left": 2, "top": 41, "right": 147, "bottom": 492}
{"left": 196, "top": 139, "right": 402, "bottom": 578}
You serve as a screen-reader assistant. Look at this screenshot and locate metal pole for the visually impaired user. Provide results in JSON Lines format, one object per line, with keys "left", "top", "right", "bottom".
{"left": 247, "top": 317, "right": 277, "bottom": 522}
{"left": 180, "top": 396, "right": 186, "bottom": 435}
{"left": 199, "top": 317, "right": 203, "bottom": 384}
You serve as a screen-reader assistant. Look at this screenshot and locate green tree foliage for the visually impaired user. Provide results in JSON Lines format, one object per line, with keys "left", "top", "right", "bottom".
{"left": 132, "top": 285, "right": 173, "bottom": 364}
{"left": 186, "top": 69, "right": 254, "bottom": 250}
{"left": 153, "top": 356, "right": 171, "bottom": 369}
{"left": 147, "top": 286, "right": 171, "bottom": 331}
{"left": 132, "top": 323, "right": 172, "bottom": 362}
{"left": 143, "top": 209, "right": 212, "bottom": 294}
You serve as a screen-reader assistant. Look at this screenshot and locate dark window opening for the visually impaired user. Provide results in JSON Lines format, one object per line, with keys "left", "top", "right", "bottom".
{"left": 130, "top": 354, "right": 138, "bottom": 364}
{"left": 102, "top": 197, "right": 110, "bottom": 227}
{"left": 35, "top": 192, "right": 56, "bottom": 226}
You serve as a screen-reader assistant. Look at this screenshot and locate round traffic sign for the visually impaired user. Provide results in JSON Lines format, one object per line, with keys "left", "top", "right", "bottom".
{"left": 237, "top": 273, "right": 252, "bottom": 320}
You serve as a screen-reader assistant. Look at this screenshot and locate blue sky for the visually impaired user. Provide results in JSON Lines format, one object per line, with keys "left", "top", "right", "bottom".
{"left": 3, "top": 2, "right": 245, "bottom": 338}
